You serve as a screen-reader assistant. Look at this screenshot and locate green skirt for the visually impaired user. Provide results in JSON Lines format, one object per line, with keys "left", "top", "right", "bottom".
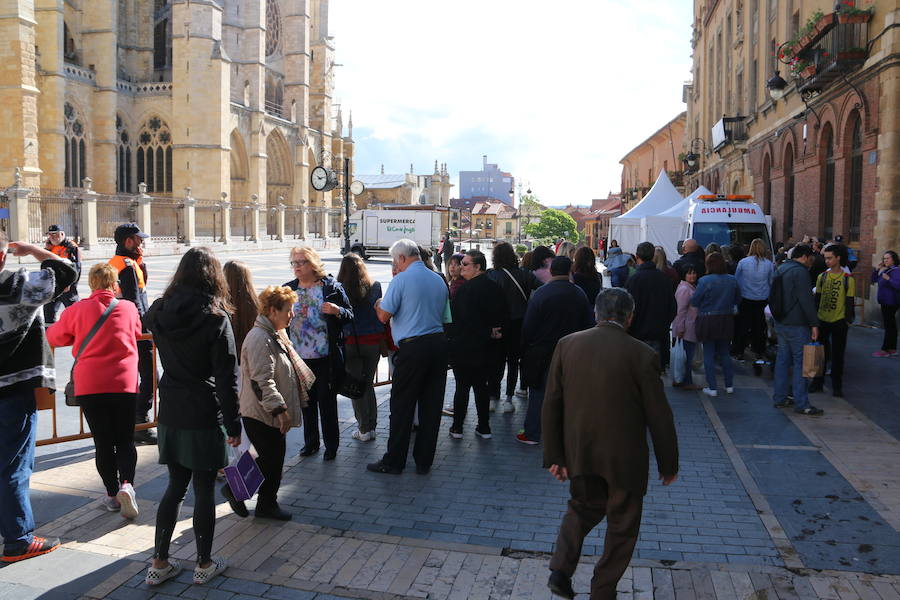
{"left": 157, "top": 423, "right": 229, "bottom": 472}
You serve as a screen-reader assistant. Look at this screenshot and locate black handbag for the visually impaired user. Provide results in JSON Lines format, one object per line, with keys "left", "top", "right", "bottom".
{"left": 337, "top": 321, "right": 368, "bottom": 400}
{"left": 64, "top": 299, "right": 119, "bottom": 406}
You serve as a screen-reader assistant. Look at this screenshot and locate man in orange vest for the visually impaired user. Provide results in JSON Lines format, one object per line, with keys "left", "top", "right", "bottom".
{"left": 110, "top": 223, "right": 156, "bottom": 444}
{"left": 42, "top": 225, "right": 81, "bottom": 324}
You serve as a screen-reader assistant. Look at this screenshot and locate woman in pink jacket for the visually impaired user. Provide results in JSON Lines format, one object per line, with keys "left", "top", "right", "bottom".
{"left": 671, "top": 266, "right": 701, "bottom": 390}
{"left": 47, "top": 263, "right": 143, "bottom": 518}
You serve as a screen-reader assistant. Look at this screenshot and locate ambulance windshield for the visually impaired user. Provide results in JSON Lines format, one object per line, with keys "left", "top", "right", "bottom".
{"left": 693, "top": 222, "right": 771, "bottom": 251}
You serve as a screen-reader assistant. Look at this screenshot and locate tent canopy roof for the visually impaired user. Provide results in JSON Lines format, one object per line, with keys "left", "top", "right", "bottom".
{"left": 617, "top": 170, "right": 682, "bottom": 220}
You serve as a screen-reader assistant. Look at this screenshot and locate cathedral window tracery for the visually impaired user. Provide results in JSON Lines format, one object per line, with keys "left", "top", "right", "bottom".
{"left": 64, "top": 102, "right": 87, "bottom": 189}
{"left": 136, "top": 116, "right": 173, "bottom": 193}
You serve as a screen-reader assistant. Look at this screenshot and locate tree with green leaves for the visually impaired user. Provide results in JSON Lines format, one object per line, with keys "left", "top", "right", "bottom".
{"left": 524, "top": 208, "right": 579, "bottom": 244}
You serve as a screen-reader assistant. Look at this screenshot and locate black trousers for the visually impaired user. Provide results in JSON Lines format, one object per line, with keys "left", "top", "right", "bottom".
{"left": 136, "top": 339, "right": 155, "bottom": 422}
{"left": 382, "top": 333, "right": 448, "bottom": 470}
{"left": 489, "top": 319, "right": 523, "bottom": 399}
{"left": 242, "top": 416, "right": 285, "bottom": 506}
{"left": 154, "top": 463, "right": 217, "bottom": 565}
{"left": 452, "top": 364, "right": 491, "bottom": 431}
{"left": 882, "top": 304, "right": 899, "bottom": 352}
{"left": 735, "top": 299, "right": 768, "bottom": 357}
{"left": 301, "top": 357, "right": 339, "bottom": 452}
{"left": 814, "top": 319, "right": 848, "bottom": 391}
{"left": 80, "top": 394, "right": 137, "bottom": 496}
{"left": 549, "top": 476, "right": 644, "bottom": 600}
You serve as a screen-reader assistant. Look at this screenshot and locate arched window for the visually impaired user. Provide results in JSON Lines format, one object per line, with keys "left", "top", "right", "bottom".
{"left": 784, "top": 145, "right": 794, "bottom": 240}
{"left": 116, "top": 115, "right": 133, "bottom": 193}
{"left": 266, "top": 0, "right": 282, "bottom": 56}
{"left": 762, "top": 154, "right": 771, "bottom": 214}
{"left": 849, "top": 116, "right": 863, "bottom": 242}
{"left": 64, "top": 102, "right": 86, "bottom": 188}
{"left": 63, "top": 22, "right": 77, "bottom": 64}
{"left": 136, "top": 116, "right": 172, "bottom": 193}
{"left": 821, "top": 127, "right": 835, "bottom": 240}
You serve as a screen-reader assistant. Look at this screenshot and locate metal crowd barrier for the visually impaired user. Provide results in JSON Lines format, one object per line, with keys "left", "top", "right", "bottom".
{"left": 36, "top": 334, "right": 393, "bottom": 446}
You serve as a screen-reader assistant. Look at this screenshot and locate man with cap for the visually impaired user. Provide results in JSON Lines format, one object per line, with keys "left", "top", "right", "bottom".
{"left": 109, "top": 223, "right": 156, "bottom": 444}
{"left": 42, "top": 225, "right": 81, "bottom": 324}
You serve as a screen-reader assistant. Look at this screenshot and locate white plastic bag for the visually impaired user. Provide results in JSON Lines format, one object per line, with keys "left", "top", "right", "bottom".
{"left": 671, "top": 338, "right": 686, "bottom": 384}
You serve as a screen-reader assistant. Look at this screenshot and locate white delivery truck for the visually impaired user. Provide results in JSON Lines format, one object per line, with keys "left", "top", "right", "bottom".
{"left": 347, "top": 209, "right": 443, "bottom": 260}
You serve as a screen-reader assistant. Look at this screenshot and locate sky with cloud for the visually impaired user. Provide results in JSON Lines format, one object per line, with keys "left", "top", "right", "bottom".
{"left": 330, "top": 1, "right": 694, "bottom": 208}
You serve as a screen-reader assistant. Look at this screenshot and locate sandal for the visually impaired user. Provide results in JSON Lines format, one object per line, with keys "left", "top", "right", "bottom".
{"left": 193, "top": 556, "right": 227, "bottom": 584}
{"left": 145, "top": 559, "right": 182, "bottom": 586}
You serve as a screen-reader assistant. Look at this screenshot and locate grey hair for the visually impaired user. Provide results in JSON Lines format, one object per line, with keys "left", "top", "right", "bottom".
{"left": 595, "top": 287, "right": 634, "bottom": 325}
{"left": 389, "top": 239, "right": 421, "bottom": 261}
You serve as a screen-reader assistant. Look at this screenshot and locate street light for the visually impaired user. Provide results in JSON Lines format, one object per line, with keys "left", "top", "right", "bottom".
{"left": 766, "top": 70, "right": 789, "bottom": 101}
{"left": 682, "top": 138, "right": 707, "bottom": 174}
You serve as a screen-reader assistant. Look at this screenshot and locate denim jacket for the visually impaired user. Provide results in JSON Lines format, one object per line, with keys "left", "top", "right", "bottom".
{"left": 735, "top": 256, "right": 774, "bottom": 301}
{"left": 691, "top": 274, "right": 741, "bottom": 316}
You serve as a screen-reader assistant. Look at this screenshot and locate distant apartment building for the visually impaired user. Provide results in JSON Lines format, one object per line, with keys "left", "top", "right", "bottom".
{"left": 459, "top": 155, "right": 515, "bottom": 204}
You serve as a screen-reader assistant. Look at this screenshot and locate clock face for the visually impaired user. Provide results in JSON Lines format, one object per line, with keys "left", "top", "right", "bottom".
{"left": 350, "top": 180, "right": 365, "bottom": 196}
{"left": 311, "top": 166, "right": 328, "bottom": 191}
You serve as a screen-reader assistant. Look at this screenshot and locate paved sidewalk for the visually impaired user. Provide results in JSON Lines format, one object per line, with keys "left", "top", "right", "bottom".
{"left": 3, "top": 326, "right": 899, "bottom": 598}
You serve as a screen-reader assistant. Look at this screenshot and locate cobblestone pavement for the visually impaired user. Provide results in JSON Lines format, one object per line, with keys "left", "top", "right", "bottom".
{"left": 6, "top": 248, "right": 900, "bottom": 598}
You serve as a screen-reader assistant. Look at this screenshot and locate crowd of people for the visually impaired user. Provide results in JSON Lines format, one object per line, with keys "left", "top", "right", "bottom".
{"left": 1, "top": 222, "right": 898, "bottom": 596}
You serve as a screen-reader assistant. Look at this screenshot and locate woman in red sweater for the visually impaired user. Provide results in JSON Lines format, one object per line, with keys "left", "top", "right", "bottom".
{"left": 47, "top": 263, "right": 143, "bottom": 518}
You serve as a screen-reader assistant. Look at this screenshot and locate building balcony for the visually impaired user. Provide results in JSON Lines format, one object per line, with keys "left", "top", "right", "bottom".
{"left": 265, "top": 100, "right": 283, "bottom": 118}
{"left": 794, "top": 19, "right": 870, "bottom": 95}
{"left": 711, "top": 116, "right": 747, "bottom": 152}
{"left": 64, "top": 62, "right": 95, "bottom": 85}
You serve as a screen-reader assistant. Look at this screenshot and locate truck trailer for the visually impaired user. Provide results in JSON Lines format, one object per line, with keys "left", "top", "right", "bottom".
{"left": 347, "top": 209, "right": 443, "bottom": 260}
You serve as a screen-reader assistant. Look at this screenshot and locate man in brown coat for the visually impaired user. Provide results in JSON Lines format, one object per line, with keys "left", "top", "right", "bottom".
{"left": 543, "top": 287, "right": 679, "bottom": 600}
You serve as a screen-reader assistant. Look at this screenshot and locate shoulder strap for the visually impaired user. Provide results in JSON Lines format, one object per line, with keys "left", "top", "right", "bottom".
{"left": 502, "top": 268, "right": 529, "bottom": 303}
{"left": 73, "top": 299, "right": 119, "bottom": 366}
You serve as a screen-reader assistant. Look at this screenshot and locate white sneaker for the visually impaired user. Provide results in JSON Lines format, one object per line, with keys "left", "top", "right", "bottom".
{"left": 489, "top": 398, "right": 498, "bottom": 412}
{"left": 117, "top": 482, "right": 139, "bottom": 519}
{"left": 514, "top": 389, "right": 528, "bottom": 399}
{"left": 352, "top": 429, "right": 375, "bottom": 442}
{"left": 145, "top": 559, "right": 181, "bottom": 586}
{"left": 502, "top": 398, "right": 515, "bottom": 413}
{"left": 702, "top": 387, "right": 718, "bottom": 397}
{"left": 193, "top": 556, "right": 227, "bottom": 585}
{"left": 725, "top": 387, "right": 735, "bottom": 394}
{"left": 100, "top": 495, "right": 120, "bottom": 512}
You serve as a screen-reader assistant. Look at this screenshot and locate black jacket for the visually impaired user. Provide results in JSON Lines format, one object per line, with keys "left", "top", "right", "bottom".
{"left": 114, "top": 246, "right": 150, "bottom": 317}
{"left": 572, "top": 272, "right": 602, "bottom": 307}
{"left": 448, "top": 274, "right": 507, "bottom": 368}
{"left": 144, "top": 288, "right": 240, "bottom": 437}
{"left": 775, "top": 260, "right": 818, "bottom": 327}
{"left": 283, "top": 275, "right": 353, "bottom": 383}
{"left": 486, "top": 266, "right": 542, "bottom": 321}
{"left": 625, "top": 262, "right": 677, "bottom": 340}
{"left": 674, "top": 249, "right": 706, "bottom": 279}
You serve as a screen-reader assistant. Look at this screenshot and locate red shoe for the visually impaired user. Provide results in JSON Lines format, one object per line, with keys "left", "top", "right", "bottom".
{"left": 2, "top": 536, "right": 61, "bottom": 562}
{"left": 515, "top": 432, "right": 539, "bottom": 446}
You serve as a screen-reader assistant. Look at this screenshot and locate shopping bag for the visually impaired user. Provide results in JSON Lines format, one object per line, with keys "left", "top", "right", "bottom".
{"left": 802, "top": 342, "right": 825, "bottom": 378}
{"left": 224, "top": 448, "right": 264, "bottom": 502}
{"left": 671, "top": 338, "right": 686, "bottom": 384}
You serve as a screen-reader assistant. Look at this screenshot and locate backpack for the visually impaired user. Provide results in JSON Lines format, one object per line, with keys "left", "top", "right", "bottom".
{"left": 768, "top": 267, "right": 794, "bottom": 322}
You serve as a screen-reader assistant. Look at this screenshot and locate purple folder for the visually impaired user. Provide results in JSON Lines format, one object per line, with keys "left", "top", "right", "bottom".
{"left": 224, "top": 450, "right": 265, "bottom": 501}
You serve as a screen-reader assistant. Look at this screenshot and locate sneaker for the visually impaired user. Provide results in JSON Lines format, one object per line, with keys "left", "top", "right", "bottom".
{"left": 773, "top": 398, "right": 795, "bottom": 408}
{"left": 193, "top": 556, "right": 227, "bottom": 585}
{"left": 725, "top": 387, "right": 735, "bottom": 394}
{"left": 449, "top": 427, "right": 463, "bottom": 439}
{"left": 145, "top": 559, "right": 182, "bottom": 585}
{"left": 502, "top": 398, "right": 515, "bottom": 413}
{"left": 352, "top": 429, "right": 375, "bottom": 442}
{"left": 889, "top": 350, "right": 898, "bottom": 357}
{"left": 489, "top": 398, "right": 499, "bottom": 412}
{"left": 795, "top": 406, "right": 824, "bottom": 416}
{"left": 100, "top": 495, "right": 121, "bottom": 512}
{"left": 872, "top": 350, "right": 891, "bottom": 358}
{"left": 702, "top": 387, "right": 718, "bottom": 397}
{"left": 515, "top": 389, "right": 528, "bottom": 399}
{"left": 515, "top": 432, "right": 539, "bottom": 445}
{"left": 2, "top": 536, "right": 61, "bottom": 563}
{"left": 117, "top": 482, "right": 139, "bottom": 519}
{"left": 475, "top": 426, "right": 492, "bottom": 439}
{"left": 441, "top": 406, "right": 454, "bottom": 417}
{"left": 133, "top": 428, "right": 157, "bottom": 446}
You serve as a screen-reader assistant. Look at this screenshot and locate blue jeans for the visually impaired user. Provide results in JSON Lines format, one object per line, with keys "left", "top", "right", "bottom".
{"left": 0, "top": 387, "right": 37, "bottom": 553}
{"left": 524, "top": 370, "right": 547, "bottom": 442}
{"left": 773, "top": 323, "right": 811, "bottom": 410}
{"left": 681, "top": 340, "right": 697, "bottom": 385}
{"left": 702, "top": 339, "right": 733, "bottom": 392}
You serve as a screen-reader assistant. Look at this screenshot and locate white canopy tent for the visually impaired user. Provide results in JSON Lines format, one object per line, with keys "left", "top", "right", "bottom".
{"left": 609, "top": 170, "right": 683, "bottom": 254}
{"left": 643, "top": 185, "right": 713, "bottom": 260}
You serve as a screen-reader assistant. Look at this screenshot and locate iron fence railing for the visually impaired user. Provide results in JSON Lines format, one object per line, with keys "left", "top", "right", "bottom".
{"left": 150, "top": 196, "right": 182, "bottom": 241}
{"left": 27, "top": 191, "right": 82, "bottom": 244}
{"left": 230, "top": 202, "right": 254, "bottom": 241}
{"left": 195, "top": 200, "right": 222, "bottom": 241}
{"left": 97, "top": 195, "right": 137, "bottom": 242}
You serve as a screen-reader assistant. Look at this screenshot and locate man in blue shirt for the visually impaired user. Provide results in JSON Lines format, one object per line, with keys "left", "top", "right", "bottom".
{"left": 367, "top": 239, "right": 449, "bottom": 475}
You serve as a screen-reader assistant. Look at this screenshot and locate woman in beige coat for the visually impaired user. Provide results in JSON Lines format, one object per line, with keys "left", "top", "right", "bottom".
{"left": 225, "top": 285, "right": 314, "bottom": 521}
